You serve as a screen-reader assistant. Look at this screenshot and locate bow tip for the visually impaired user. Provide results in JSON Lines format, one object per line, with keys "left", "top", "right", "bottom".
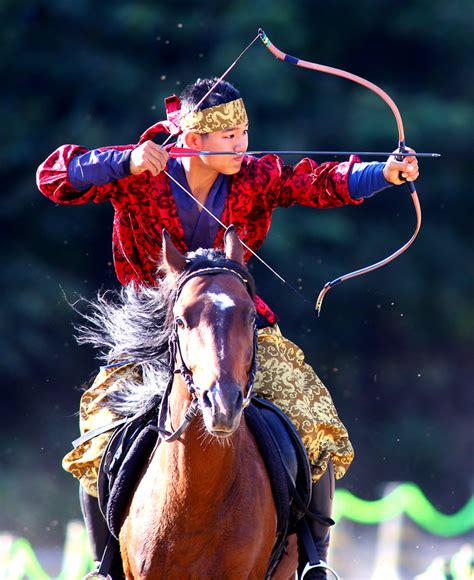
{"left": 258, "top": 28, "right": 268, "bottom": 44}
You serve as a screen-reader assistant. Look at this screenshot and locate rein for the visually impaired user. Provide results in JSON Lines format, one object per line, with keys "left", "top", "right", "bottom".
{"left": 156, "top": 265, "right": 258, "bottom": 443}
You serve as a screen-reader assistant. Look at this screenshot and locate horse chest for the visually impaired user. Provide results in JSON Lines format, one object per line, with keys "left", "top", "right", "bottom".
{"left": 121, "top": 439, "right": 275, "bottom": 579}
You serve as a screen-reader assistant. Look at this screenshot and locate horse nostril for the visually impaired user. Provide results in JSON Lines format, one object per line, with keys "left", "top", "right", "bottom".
{"left": 202, "top": 390, "right": 212, "bottom": 409}
{"left": 235, "top": 391, "right": 243, "bottom": 409}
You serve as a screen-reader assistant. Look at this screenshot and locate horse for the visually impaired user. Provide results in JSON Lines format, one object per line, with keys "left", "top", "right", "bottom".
{"left": 82, "top": 226, "right": 298, "bottom": 579}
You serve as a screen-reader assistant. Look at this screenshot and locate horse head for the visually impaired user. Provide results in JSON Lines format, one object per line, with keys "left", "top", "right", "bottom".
{"left": 162, "top": 226, "right": 257, "bottom": 437}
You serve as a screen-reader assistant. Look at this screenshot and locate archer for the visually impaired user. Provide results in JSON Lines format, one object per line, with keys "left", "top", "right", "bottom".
{"left": 37, "top": 77, "right": 418, "bottom": 578}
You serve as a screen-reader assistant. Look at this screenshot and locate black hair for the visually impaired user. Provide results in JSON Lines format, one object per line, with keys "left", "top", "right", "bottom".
{"left": 179, "top": 77, "right": 241, "bottom": 116}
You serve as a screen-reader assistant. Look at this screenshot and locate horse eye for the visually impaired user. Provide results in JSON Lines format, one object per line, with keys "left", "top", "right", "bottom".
{"left": 249, "top": 311, "right": 257, "bottom": 325}
{"left": 175, "top": 317, "right": 186, "bottom": 329}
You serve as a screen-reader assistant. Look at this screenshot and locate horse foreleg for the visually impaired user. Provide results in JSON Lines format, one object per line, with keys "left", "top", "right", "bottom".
{"left": 119, "top": 519, "right": 135, "bottom": 579}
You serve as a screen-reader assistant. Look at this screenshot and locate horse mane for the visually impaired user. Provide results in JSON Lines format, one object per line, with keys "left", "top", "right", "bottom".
{"left": 75, "top": 247, "right": 255, "bottom": 417}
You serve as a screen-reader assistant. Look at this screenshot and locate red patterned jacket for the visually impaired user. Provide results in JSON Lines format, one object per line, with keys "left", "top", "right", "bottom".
{"left": 36, "top": 122, "right": 362, "bottom": 322}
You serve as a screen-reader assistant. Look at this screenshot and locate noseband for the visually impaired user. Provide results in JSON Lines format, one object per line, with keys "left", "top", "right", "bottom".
{"left": 157, "top": 266, "right": 258, "bottom": 442}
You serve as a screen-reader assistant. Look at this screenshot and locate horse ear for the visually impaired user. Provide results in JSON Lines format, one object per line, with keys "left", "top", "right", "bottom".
{"left": 162, "top": 229, "right": 187, "bottom": 274}
{"left": 224, "top": 225, "right": 244, "bottom": 265}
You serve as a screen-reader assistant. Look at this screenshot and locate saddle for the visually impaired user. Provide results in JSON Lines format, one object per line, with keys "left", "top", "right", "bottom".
{"left": 97, "top": 397, "right": 312, "bottom": 576}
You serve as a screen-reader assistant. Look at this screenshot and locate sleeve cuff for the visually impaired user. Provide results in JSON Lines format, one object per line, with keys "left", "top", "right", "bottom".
{"left": 67, "top": 148, "right": 133, "bottom": 191}
{"left": 349, "top": 162, "right": 391, "bottom": 199}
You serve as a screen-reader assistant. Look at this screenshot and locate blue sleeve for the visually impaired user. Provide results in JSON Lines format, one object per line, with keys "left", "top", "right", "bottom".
{"left": 67, "top": 149, "right": 133, "bottom": 191}
{"left": 348, "top": 162, "right": 392, "bottom": 199}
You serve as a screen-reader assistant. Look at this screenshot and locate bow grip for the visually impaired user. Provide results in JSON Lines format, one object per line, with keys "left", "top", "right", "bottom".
{"left": 396, "top": 142, "right": 416, "bottom": 193}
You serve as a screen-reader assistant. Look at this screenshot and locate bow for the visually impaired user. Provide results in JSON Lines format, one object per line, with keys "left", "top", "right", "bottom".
{"left": 258, "top": 29, "right": 422, "bottom": 314}
{"left": 157, "top": 30, "right": 424, "bottom": 316}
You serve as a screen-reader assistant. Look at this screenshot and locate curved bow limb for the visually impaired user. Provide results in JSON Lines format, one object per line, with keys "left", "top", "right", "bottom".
{"left": 315, "top": 189, "right": 421, "bottom": 314}
{"left": 259, "top": 29, "right": 406, "bottom": 137}
{"left": 258, "top": 29, "right": 422, "bottom": 315}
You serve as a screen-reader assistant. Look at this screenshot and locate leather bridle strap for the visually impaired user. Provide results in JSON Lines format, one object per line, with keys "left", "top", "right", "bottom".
{"left": 174, "top": 266, "right": 252, "bottom": 298}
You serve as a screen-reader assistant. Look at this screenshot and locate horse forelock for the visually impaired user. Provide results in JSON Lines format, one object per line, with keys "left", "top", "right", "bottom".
{"left": 170, "top": 249, "right": 256, "bottom": 301}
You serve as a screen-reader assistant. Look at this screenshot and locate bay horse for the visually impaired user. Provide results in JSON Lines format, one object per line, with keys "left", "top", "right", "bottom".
{"left": 85, "top": 227, "right": 298, "bottom": 579}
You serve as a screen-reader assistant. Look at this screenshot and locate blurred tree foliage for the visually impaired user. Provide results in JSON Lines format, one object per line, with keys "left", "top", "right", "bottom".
{"left": 1, "top": 0, "right": 473, "bottom": 543}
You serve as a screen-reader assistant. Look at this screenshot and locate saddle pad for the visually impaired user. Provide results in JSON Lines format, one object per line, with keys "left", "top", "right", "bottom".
{"left": 98, "top": 418, "right": 159, "bottom": 539}
{"left": 250, "top": 396, "right": 312, "bottom": 515}
{"left": 244, "top": 398, "right": 312, "bottom": 578}
{"left": 244, "top": 404, "right": 291, "bottom": 539}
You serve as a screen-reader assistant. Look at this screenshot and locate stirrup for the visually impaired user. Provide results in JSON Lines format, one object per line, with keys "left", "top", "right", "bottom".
{"left": 83, "top": 566, "right": 112, "bottom": 580}
{"left": 300, "top": 560, "right": 340, "bottom": 579}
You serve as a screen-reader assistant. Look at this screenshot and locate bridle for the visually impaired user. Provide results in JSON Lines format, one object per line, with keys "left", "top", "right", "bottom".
{"left": 157, "top": 265, "right": 259, "bottom": 442}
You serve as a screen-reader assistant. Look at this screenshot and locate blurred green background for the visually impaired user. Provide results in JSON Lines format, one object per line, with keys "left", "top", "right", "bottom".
{"left": 1, "top": 0, "right": 473, "bottom": 548}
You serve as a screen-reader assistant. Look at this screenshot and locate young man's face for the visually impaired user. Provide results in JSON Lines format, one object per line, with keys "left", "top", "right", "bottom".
{"left": 195, "top": 122, "right": 249, "bottom": 175}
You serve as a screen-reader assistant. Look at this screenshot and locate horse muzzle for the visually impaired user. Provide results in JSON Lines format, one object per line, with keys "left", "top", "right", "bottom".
{"left": 200, "top": 383, "right": 244, "bottom": 437}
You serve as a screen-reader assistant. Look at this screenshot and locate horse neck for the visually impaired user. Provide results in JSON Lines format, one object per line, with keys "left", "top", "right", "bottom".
{"left": 160, "top": 375, "right": 246, "bottom": 500}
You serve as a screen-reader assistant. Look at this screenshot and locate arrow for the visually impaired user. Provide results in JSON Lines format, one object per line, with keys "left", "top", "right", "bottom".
{"left": 168, "top": 147, "right": 440, "bottom": 158}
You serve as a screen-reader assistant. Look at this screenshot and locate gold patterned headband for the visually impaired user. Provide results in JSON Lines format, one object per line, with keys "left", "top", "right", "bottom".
{"left": 179, "top": 98, "right": 248, "bottom": 134}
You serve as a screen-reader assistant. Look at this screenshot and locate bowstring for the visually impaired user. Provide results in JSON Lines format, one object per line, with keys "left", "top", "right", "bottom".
{"left": 160, "top": 33, "right": 261, "bottom": 150}
{"left": 164, "top": 170, "right": 313, "bottom": 307}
